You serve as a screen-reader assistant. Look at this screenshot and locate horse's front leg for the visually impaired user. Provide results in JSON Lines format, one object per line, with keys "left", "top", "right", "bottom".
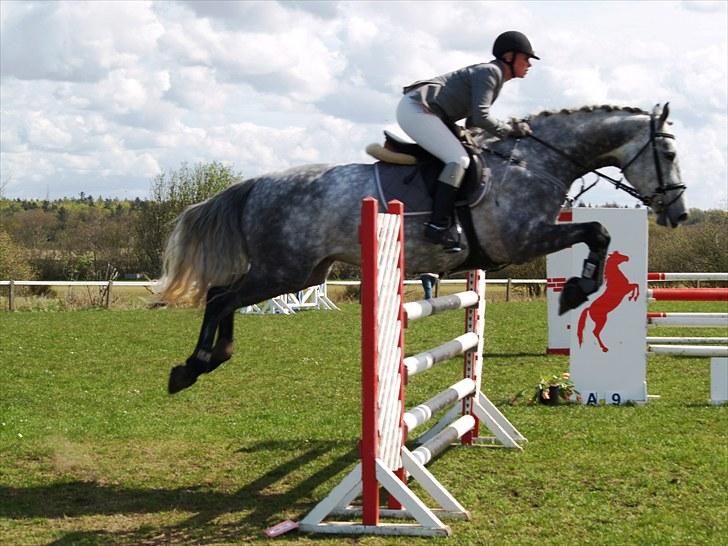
{"left": 516, "top": 221, "right": 611, "bottom": 315}
{"left": 628, "top": 283, "right": 640, "bottom": 302}
{"left": 168, "top": 287, "right": 240, "bottom": 394}
{"left": 556, "top": 222, "right": 611, "bottom": 314}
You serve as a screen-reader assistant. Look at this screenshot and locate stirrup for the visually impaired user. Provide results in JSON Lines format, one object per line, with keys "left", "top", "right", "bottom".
{"left": 424, "top": 222, "right": 463, "bottom": 253}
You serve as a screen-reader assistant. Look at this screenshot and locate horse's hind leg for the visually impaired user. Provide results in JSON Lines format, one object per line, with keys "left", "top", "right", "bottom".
{"left": 210, "top": 311, "right": 235, "bottom": 369}
{"left": 168, "top": 287, "right": 240, "bottom": 394}
{"left": 591, "top": 316, "right": 610, "bottom": 353}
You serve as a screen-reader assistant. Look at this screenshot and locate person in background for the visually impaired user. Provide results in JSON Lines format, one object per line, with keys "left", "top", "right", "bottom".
{"left": 420, "top": 273, "right": 439, "bottom": 300}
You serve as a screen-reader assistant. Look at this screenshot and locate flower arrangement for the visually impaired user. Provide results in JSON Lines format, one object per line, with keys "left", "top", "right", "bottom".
{"left": 531, "top": 372, "right": 579, "bottom": 405}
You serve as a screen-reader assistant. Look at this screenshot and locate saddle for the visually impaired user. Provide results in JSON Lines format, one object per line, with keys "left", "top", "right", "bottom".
{"left": 365, "top": 130, "right": 489, "bottom": 215}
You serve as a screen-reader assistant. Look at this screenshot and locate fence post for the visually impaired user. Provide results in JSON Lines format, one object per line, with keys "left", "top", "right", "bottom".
{"left": 506, "top": 278, "right": 512, "bottom": 302}
{"left": 105, "top": 281, "right": 114, "bottom": 309}
{"left": 9, "top": 281, "right": 16, "bottom": 311}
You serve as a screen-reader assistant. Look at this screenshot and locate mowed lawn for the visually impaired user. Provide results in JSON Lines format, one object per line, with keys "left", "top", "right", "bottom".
{"left": 1, "top": 300, "right": 726, "bottom": 545}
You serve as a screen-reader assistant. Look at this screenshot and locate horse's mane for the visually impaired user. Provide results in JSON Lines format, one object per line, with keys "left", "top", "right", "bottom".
{"left": 526, "top": 104, "right": 649, "bottom": 122}
{"left": 478, "top": 104, "right": 651, "bottom": 150}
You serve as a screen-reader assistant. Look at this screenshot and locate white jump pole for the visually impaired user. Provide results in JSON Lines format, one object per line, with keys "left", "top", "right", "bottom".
{"left": 648, "top": 272, "right": 728, "bottom": 281}
{"left": 646, "top": 337, "right": 728, "bottom": 345}
{"left": 647, "top": 312, "right": 728, "bottom": 328}
{"left": 648, "top": 345, "right": 728, "bottom": 357}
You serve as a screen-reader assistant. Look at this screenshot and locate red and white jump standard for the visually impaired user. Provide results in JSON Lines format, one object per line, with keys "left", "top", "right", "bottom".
{"left": 300, "top": 198, "right": 524, "bottom": 537}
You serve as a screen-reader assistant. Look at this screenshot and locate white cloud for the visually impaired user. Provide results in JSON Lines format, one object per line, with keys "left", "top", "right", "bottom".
{"left": 0, "top": 0, "right": 725, "bottom": 210}
{"left": 0, "top": 1, "right": 162, "bottom": 82}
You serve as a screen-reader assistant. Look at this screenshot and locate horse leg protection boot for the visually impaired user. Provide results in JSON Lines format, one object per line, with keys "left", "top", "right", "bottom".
{"left": 425, "top": 162, "right": 466, "bottom": 252}
{"left": 558, "top": 251, "right": 601, "bottom": 314}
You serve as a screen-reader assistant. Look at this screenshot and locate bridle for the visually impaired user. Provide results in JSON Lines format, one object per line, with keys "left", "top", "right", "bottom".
{"left": 527, "top": 112, "right": 686, "bottom": 209}
{"left": 619, "top": 113, "right": 685, "bottom": 208}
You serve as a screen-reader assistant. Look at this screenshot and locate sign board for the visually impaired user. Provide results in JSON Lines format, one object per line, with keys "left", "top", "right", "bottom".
{"left": 547, "top": 208, "right": 648, "bottom": 404}
{"left": 569, "top": 208, "right": 648, "bottom": 404}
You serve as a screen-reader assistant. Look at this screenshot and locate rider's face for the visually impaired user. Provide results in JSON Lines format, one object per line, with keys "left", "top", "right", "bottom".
{"left": 513, "top": 53, "right": 532, "bottom": 78}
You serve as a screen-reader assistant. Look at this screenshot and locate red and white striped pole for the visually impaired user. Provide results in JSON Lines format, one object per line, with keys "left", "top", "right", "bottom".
{"left": 461, "top": 269, "right": 484, "bottom": 445}
{"left": 387, "top": 199, "right": 406, "bottom": 511}
{"left": 648, "top": 288, "right": 728, "bottom": 301}
{"left": 359, "top": 196, "right": 380, "bottom": 525}
{"left": 359, "top": 197, "right": 407, "bottom": 523}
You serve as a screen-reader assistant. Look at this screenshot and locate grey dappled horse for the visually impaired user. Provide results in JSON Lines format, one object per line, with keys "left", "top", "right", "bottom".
{"left": 160, "top": 103, "right": 687, "bottom": 394}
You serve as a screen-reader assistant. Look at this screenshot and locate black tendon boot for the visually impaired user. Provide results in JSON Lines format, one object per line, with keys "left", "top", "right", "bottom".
{"left": 424, "top": 163, "right": 466, "bottom": 252}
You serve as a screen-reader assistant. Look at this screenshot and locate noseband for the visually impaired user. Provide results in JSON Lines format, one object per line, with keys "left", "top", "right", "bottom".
{"left": 528, "top": 113, "right": 686, "bottom": 210}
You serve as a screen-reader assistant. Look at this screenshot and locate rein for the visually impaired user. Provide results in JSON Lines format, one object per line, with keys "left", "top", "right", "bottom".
{"left": 526, "top": 113, "right": 686, "bottom": 208}
{"left": 526, "top": 133, "right": 645, "bottom": 203}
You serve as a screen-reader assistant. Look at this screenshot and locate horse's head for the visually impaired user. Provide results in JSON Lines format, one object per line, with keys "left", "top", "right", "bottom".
{"left": 617, "top": 103, "right": 688, "bottom": 228}
{"left": 607, "top": 250, "right": 629, "bottom": 265}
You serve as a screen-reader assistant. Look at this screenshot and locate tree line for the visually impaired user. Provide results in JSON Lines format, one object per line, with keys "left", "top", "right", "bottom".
{"left": 1, "top": 161, "right": 726, "bottom": 283}
{"left": 0, "top": 162, "right": 238, "bottom": 282}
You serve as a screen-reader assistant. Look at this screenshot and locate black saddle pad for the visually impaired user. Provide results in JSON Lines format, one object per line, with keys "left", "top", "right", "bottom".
{"left": 373, "top": 161, "right": 491, "bottom": 215}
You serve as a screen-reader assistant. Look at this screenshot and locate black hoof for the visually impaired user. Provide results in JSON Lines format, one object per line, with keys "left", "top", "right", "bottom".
{"left": 168, "top": 364, "right": 198, "bottom": 394}
{"left": 558, "top": 277, "right": 594, "bottom": 315}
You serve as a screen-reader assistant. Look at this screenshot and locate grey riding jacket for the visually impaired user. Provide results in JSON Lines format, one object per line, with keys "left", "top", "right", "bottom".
{"left": 403, "top": 60, "right": 511, "bottom": 137}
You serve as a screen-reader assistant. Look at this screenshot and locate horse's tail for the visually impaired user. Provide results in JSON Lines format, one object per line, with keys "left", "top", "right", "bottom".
{"left": 157, "top": 180, "right": 257, "bottom": 306}
{"left": 576, "top": 306, "right": 589, "bottom": 347}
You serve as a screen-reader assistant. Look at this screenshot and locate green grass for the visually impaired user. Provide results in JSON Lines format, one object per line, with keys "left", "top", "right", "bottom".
{"left": 1, "top": 301, "right": 726, "bottom": 545}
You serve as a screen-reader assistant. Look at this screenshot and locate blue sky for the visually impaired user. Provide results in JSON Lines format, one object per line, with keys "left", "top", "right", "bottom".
{"left": 1, "top": 0, "right": 726, "bottom": 209}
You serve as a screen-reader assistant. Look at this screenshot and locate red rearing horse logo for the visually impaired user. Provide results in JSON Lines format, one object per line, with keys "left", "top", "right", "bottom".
{"left": 577, "top": 251, "right": 639, "bottom": 353}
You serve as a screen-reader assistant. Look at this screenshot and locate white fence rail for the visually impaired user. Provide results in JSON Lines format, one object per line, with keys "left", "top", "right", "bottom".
{"left": 1, "top": 274, "right": 723, "bottom": 311}
{"left": 0, "top": 280, "right": 159, "bottom": 310}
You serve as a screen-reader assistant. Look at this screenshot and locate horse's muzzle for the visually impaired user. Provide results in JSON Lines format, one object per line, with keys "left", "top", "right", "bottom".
{"left": 656, "top": 207, "right": 688, "bottom": 228}
{"left": 656, "top": 191, "right": 688, "bottom": 228}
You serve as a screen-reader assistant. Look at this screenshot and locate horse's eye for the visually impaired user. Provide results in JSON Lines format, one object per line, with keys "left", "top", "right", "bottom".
{"left": 664, "top": 151, "right": 676, "bottom": 161}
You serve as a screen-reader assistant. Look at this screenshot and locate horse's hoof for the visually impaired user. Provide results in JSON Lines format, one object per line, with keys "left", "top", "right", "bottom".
{"left": 168, "top": 364, "right": 198, "bottom": 394}
{"left": 558, "top": 278, "right": 590, "bottom": 315}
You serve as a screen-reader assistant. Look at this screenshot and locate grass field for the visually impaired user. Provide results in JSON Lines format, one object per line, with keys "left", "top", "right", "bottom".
{"left": 1, "top": 299, "right": 726, "bottom": 545}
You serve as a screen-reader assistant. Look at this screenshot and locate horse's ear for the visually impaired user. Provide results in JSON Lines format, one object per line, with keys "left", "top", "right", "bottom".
{"left": 659, "top": 102, "right": 670, "bottom": 124}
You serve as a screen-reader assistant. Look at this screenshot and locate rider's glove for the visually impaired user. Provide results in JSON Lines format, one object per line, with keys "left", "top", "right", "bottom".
{"left": 507, "top": 121, "right": 532, "bottom": 138}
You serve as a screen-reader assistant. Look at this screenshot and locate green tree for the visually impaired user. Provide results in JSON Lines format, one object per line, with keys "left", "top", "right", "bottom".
{"left": 134, "top": 162, "right": 241, "bottom": 276}
{"left": 0, "top": 229, "right": 34, "bottom": 280}
{"left": 648, "top": 210, "right": 727, "bottom": 273}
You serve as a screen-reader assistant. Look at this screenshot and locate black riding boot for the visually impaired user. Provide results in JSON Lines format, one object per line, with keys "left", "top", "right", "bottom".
{"left": 424, "top": 163, "right": 465, "bottom": 252}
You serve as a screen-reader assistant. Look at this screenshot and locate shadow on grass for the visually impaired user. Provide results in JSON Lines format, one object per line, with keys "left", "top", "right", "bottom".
{"left": 3, "top": 440, "right": 359, "bottom": 545}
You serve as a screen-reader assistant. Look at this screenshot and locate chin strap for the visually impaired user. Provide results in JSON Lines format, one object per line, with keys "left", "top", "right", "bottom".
{"left": 498, "top": 56, "right": 516, "bottom": 79}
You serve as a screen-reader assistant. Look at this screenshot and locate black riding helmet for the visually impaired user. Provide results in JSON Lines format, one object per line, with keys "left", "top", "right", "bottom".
{"left": 493, "top": 31, "right": 540, "bottom": 60}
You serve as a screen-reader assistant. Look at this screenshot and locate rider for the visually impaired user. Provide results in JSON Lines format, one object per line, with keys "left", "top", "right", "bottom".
{"left": 396, "top": 31, "right": 539, "bottom": 252}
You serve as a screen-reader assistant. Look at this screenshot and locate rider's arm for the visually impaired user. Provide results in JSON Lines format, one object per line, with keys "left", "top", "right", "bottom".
{"left": 468, "top": 64, "right": 512, "bottom": 137}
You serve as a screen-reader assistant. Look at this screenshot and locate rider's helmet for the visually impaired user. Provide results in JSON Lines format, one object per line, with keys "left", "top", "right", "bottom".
{"left": 492, "top": 31, "right": 540, "bottom": 60}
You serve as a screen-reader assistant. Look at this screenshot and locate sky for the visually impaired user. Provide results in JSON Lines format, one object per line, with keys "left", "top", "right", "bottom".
{"left": 1, "top": 0, "right": 726, "bottom": 209}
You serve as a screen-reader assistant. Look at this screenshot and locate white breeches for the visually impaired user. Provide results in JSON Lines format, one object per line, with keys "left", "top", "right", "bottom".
{"left": 396, "top": 95, "right": 470, "bottom": 171}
